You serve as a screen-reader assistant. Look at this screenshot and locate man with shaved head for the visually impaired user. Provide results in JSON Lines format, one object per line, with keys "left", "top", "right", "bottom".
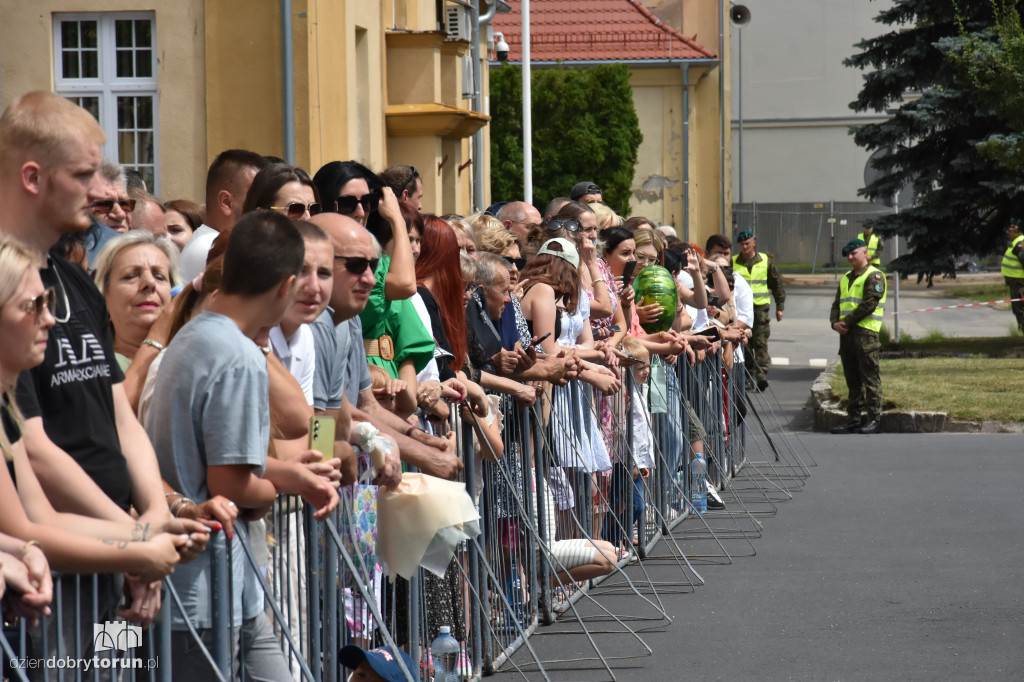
{"left": 308, "top": 213, "right": 462, "bottom": 482}
{"left": 496, "top": 201, "right": 542, "bottom": 243}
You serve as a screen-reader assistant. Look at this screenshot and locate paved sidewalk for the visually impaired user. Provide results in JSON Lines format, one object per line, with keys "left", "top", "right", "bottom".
{"left": 495, "top": 366, "right": 1024, "bottom": 681}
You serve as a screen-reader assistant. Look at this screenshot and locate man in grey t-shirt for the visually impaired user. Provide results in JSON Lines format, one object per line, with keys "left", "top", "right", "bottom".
{"left": 147, "top": 211, "right": 339, "bottom": 679}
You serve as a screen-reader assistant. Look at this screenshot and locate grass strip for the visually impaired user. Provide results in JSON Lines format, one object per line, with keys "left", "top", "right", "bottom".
{"left": 830, "top": 357, "right": 1024, "bottom": 421}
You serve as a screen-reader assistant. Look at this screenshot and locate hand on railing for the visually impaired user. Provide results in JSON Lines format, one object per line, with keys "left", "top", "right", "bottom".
{"left": 177, "top": 495, "right": 238, "bottom": 541}
{"left": 417, "top": 431, "right": 464, "bottom": 480}
{"left": 274, "top": 457, "right": 341, "bottom": 520}
{"left": 117, "top": 573, "right": 161, "bottom": 627}
{"left": 583, "top": 363, "right": 622, "bottom": 395}
{"left": 372, "top": 433, "right": 403, "bottom": 488}
{"left": 0, "top": 546, "right": 52, "bottom": 627}
{"left": 134, "top": 533, "right": 189, "bottom": 583}
{"left": 513, "top": 382, "right": 541, "bottom": 408}
{"left": 441, "top": 377, "right": 468, "bottom": 403}
{"left": 296, "top": 450, "right": 344, "bottom": 489}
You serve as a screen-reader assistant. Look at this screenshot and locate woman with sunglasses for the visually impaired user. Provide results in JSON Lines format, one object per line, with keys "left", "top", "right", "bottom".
{"left": 551, "top": 202, "right": 615, "bottom": 321}
{"left": 242, "top": 162, "right": 322, "bottom": 220}
{"left": 0, "top": 236, "right": 190, "bottom": 620}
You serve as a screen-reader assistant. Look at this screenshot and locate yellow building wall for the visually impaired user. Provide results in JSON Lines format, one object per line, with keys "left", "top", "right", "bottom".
{"left": 628, "top": 64, "right": 722, "bottom": 249}
{"left": 0, "top": 0, "right": 207, "bottom": 203}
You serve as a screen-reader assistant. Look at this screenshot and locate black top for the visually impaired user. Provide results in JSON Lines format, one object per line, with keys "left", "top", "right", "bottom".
{"left": 417, "top": 287, "right": 457, "bottom": 382}
{"left": 16, "top": 254, "right": 132, "bottom": 511}
{"left": 3, "top": 392, "right": 20, "bottom": 487}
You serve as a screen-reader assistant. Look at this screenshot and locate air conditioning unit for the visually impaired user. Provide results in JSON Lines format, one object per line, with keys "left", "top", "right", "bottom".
{"left": 446, "top": 5, "right": 471, "bottom": 42}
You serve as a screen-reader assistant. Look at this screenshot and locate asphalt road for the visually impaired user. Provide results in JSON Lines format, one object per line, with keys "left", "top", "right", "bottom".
{"left": 492, "top": 358, "right": 1024, "bottom": 681}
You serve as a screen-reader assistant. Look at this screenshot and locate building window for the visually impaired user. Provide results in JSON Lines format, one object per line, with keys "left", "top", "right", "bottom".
{"left": 54, "top": 13, "right": 159, "bottom": 192}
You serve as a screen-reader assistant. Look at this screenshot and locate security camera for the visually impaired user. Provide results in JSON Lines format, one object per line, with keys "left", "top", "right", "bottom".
{"left": 494, "top": 32, "right": 510, "bottom": 62}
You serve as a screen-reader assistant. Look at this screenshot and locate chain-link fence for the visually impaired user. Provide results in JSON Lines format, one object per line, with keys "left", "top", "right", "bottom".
{"left": 731, "top": 201, "right": 909, "bottom": 270}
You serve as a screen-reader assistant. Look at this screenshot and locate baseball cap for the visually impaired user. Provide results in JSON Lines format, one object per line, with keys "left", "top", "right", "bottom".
{"left": 537, "top": 238, "right": 580, "bottom": 269}
{"left": 736, "top": 230, "right": 754, "bottom": 243}
{"left": 339, "top": 645, "right": 419, "bottom": 682}
{"left": 485, "top": 201, "right": 509, "bottom": 217}
{"left": 842, "top": 238, "right": 867, "bottom": 256}
{"left": 570, "top": 181, "right": 602, "bottom": 201}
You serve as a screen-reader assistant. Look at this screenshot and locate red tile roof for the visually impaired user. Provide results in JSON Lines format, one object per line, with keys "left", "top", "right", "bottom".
{"left": 490, "top": 0, "right": 717, "bottom": 63}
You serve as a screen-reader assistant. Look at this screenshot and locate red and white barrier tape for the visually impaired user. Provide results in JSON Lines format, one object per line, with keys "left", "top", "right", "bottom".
{"left": 885, "top": 298, "right": 1024, "bottom": 316}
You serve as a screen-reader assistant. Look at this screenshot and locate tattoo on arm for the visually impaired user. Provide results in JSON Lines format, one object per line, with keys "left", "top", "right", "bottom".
{"left": 100, "top": 522, "right": 150, "bottom": 550}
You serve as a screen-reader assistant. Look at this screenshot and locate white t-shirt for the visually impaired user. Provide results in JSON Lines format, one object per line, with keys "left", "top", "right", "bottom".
{"left": 676, "top": 271, "right": 709, "bottom": 331}
{"left": 731, "top": 273, "right": 754, "bottom": 365}
{"left": 411, "top": 292, "right": 440, "bottom": 384}
{"left": 178, "top": 224, "right": 218, "bottom": 282}
{"left": 270, "top": 324, "right": 316, "bottom": 406}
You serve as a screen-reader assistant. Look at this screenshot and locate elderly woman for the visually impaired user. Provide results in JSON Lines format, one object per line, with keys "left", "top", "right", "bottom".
{"left": 93, "top": 231, "right": 180, "bottom": 412}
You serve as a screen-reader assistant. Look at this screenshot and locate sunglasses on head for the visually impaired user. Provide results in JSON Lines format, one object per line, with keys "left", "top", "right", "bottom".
{"left": 18, "top": 287, "right": 56, "bottom": 322}
{"left": 334, "top": 191, "right": 381, "bottom": 216}
{"left": 401, "top": 167, "right": 420, "bottom": 195}
{"left": 502, "top": 256, "right": 526, "bottom": 270}
{"left": 545, "top": 219, "right": 579, "bottom": 232}
{"left": 334, "top": 255, "right": 380, "bottom": 275}
{"left": 91, "top": 198, "right": 135, "bottom": 214}
{"left": 269, "top": 202, "right": 322, "bottom": 219}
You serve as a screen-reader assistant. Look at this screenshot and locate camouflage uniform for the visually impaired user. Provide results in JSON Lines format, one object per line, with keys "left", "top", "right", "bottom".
{"left": 830, "top": 269, "right": 886, "bottom": 422}
{"left": 733, "top": 253, "right": 785, "bottom": 386}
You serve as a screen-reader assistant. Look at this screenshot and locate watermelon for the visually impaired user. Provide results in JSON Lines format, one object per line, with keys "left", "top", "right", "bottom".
{"left": 632, "top": 265, "right": 678, "bottom": 333}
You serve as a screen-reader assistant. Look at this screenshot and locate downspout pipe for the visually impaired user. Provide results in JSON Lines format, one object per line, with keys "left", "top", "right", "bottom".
{"left": 472, "top": 1, "right": 499, "bottom": 212}
{"left": 281, "top": 0, "right": 295, "bottom": 164}
{"left": 681, "top": 63, "right": 690, "bottom": 243}
{"left": 718, "top": 0, "right": 726, "bottom": 235}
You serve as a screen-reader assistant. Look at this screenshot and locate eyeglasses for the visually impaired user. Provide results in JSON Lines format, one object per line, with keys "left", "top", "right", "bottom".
{"left": 18, "top": 287, "right": 56, "bottom": 323}
{"left": 334, "top": 191, "right": 381, "bottom": 216}
{"left": 401, "top": 167, "right": 420, "bottom": 195}
{"left": 635, "top": 254, "right": 658, "bottom": 265}
{"left": 502, "top": 256, "right": 526, "bottom": 270}
{"left": 91, "top": 198, "right": 136, "bottom": 214}
{"left": 334, "top": 255, "right": 380, "bottom": 275}
{"left": 269, "top": 202, "right": 322, "bottom": 219}
{"left": 545, "top": 219, "right": 579, "bottom": 232}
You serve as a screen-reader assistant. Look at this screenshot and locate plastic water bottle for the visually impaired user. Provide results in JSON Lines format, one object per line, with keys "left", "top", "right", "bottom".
{"left": 672, "top": 469, "right": 687, "bottom": 512}
{"left": 691, "top": 453, "right": 707, "bottom": 514}
{"left": 504, "top": 557, "right": 524, "bottom": 625}
{"left": 430, "top": 626, "right": 460, "bottom": 682}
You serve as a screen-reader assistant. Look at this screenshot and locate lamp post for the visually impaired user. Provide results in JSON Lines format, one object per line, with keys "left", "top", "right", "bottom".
{"left": 522, "top": 0, "right": 532, "bottom": 204}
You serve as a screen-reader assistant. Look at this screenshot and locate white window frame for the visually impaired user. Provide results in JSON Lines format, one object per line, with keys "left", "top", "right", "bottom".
{"left": 53, "top": 12, "right": 160, "bottom": 192}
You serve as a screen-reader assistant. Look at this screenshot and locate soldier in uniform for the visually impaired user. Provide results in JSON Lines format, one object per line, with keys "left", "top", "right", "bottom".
{"left": 830, "top": 239, "right": 887, "bottom": 434}
{"left": 1001, "top": 217, "right": 1024, "bottom": 333}
{"left": 732, "top": 230, "right": 785, "bottom": 391}
{"left": 857, "top": 225, "right": 882, "bottom": 267}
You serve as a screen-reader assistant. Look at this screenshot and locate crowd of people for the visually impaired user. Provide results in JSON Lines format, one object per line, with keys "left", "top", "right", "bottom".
{"left": 0, "top": 90, "right": 776, "bottom": 681}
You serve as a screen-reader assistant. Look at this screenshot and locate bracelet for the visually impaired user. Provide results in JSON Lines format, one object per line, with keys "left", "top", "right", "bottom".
{"left": 260, "top": 345, "right": 272, "bottom": 356}
{"left": 591, "top": 278, "right": 605, "bottom": 286}
{"left": 20, "top": 539, "right": 41, "bottom": 556}
{"left": 142, "top": 339, "right": 165, "bottom": 351}
{"left": 164, "top": 491, "right": 182, "bottom": 499}
{"left": 170, "top": 497, "right": 195, "bottom": 517}
{"left": 404, "top": 425, "right": 421, "bottom": 439}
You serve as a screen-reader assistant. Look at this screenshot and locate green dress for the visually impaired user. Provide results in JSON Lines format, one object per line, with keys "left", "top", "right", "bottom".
{"left": 359, "top": 254, "right": 435, "bottom": 379}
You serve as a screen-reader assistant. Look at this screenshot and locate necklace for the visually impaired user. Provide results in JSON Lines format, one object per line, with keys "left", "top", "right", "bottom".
{"left": 50, "top": 264, "right": 71, "bottom": 324}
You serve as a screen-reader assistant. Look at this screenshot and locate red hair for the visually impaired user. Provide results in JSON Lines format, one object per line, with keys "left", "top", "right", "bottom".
{"left": 415, "top": 215, "right": 467, "bottom": 371}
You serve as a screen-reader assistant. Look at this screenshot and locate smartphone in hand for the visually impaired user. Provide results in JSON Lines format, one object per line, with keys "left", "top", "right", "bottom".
{"left": 622, "top": 260, "right": 637, "bottom": 285}
{"left": 308, "top": 416, "right": 336, "bottom": 461}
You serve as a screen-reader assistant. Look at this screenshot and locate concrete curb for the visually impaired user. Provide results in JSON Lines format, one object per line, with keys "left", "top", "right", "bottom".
{"left": 810, "top": 362, "right": 1024, "bottom": 433}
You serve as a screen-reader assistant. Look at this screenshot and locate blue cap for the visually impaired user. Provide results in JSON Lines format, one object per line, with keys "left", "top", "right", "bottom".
{"left": 484, "top": 201, "right": 509, "bottom": 217}
{"left": 339, "top": 645, "right": 419, "bottom": 682}
{"left": 736, "top": 230, "right": 754, "bottom": 243}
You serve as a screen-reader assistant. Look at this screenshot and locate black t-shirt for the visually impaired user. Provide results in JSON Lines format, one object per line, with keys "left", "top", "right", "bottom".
{"left": 15, "top": 254, "right": 132, "bottom": 510}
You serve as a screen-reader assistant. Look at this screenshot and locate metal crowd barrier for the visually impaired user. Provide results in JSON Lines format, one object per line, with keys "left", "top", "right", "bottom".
{"left": 1, "top": 345, "right": 767, "bottom": 682}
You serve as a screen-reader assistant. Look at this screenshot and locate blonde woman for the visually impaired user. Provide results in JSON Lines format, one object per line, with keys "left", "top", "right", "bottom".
{"left": 589, "top": 202, "right": 623, "bottom": 231}
{"left": 0, "top": 236, "right": 193, "bottom": 627}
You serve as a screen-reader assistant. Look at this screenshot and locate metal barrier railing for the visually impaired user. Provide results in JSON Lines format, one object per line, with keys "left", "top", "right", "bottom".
{"left": 0, "top": 344, "right": 784, "bottom": 682}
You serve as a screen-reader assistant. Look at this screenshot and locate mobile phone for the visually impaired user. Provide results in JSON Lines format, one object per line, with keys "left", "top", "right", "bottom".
{"left": 622, "top": 260, "right": 637, "bottom": 284}
{"left": 680, "top": 252, "right": 688, "bottom": 267}
{"left": 308, "top": 415, "right": 336, "bottom": 461}
{"left": 533, "top": 331, "right": 552, "bottom": 345}
{"left": 608, "top": 326, "right": 621, "bottom": 333}
{"left": 696, "top": 327, "right": 721, "bottom": 340}
{"left": 707, "top": 295, "right": 721, "bottom": 308}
